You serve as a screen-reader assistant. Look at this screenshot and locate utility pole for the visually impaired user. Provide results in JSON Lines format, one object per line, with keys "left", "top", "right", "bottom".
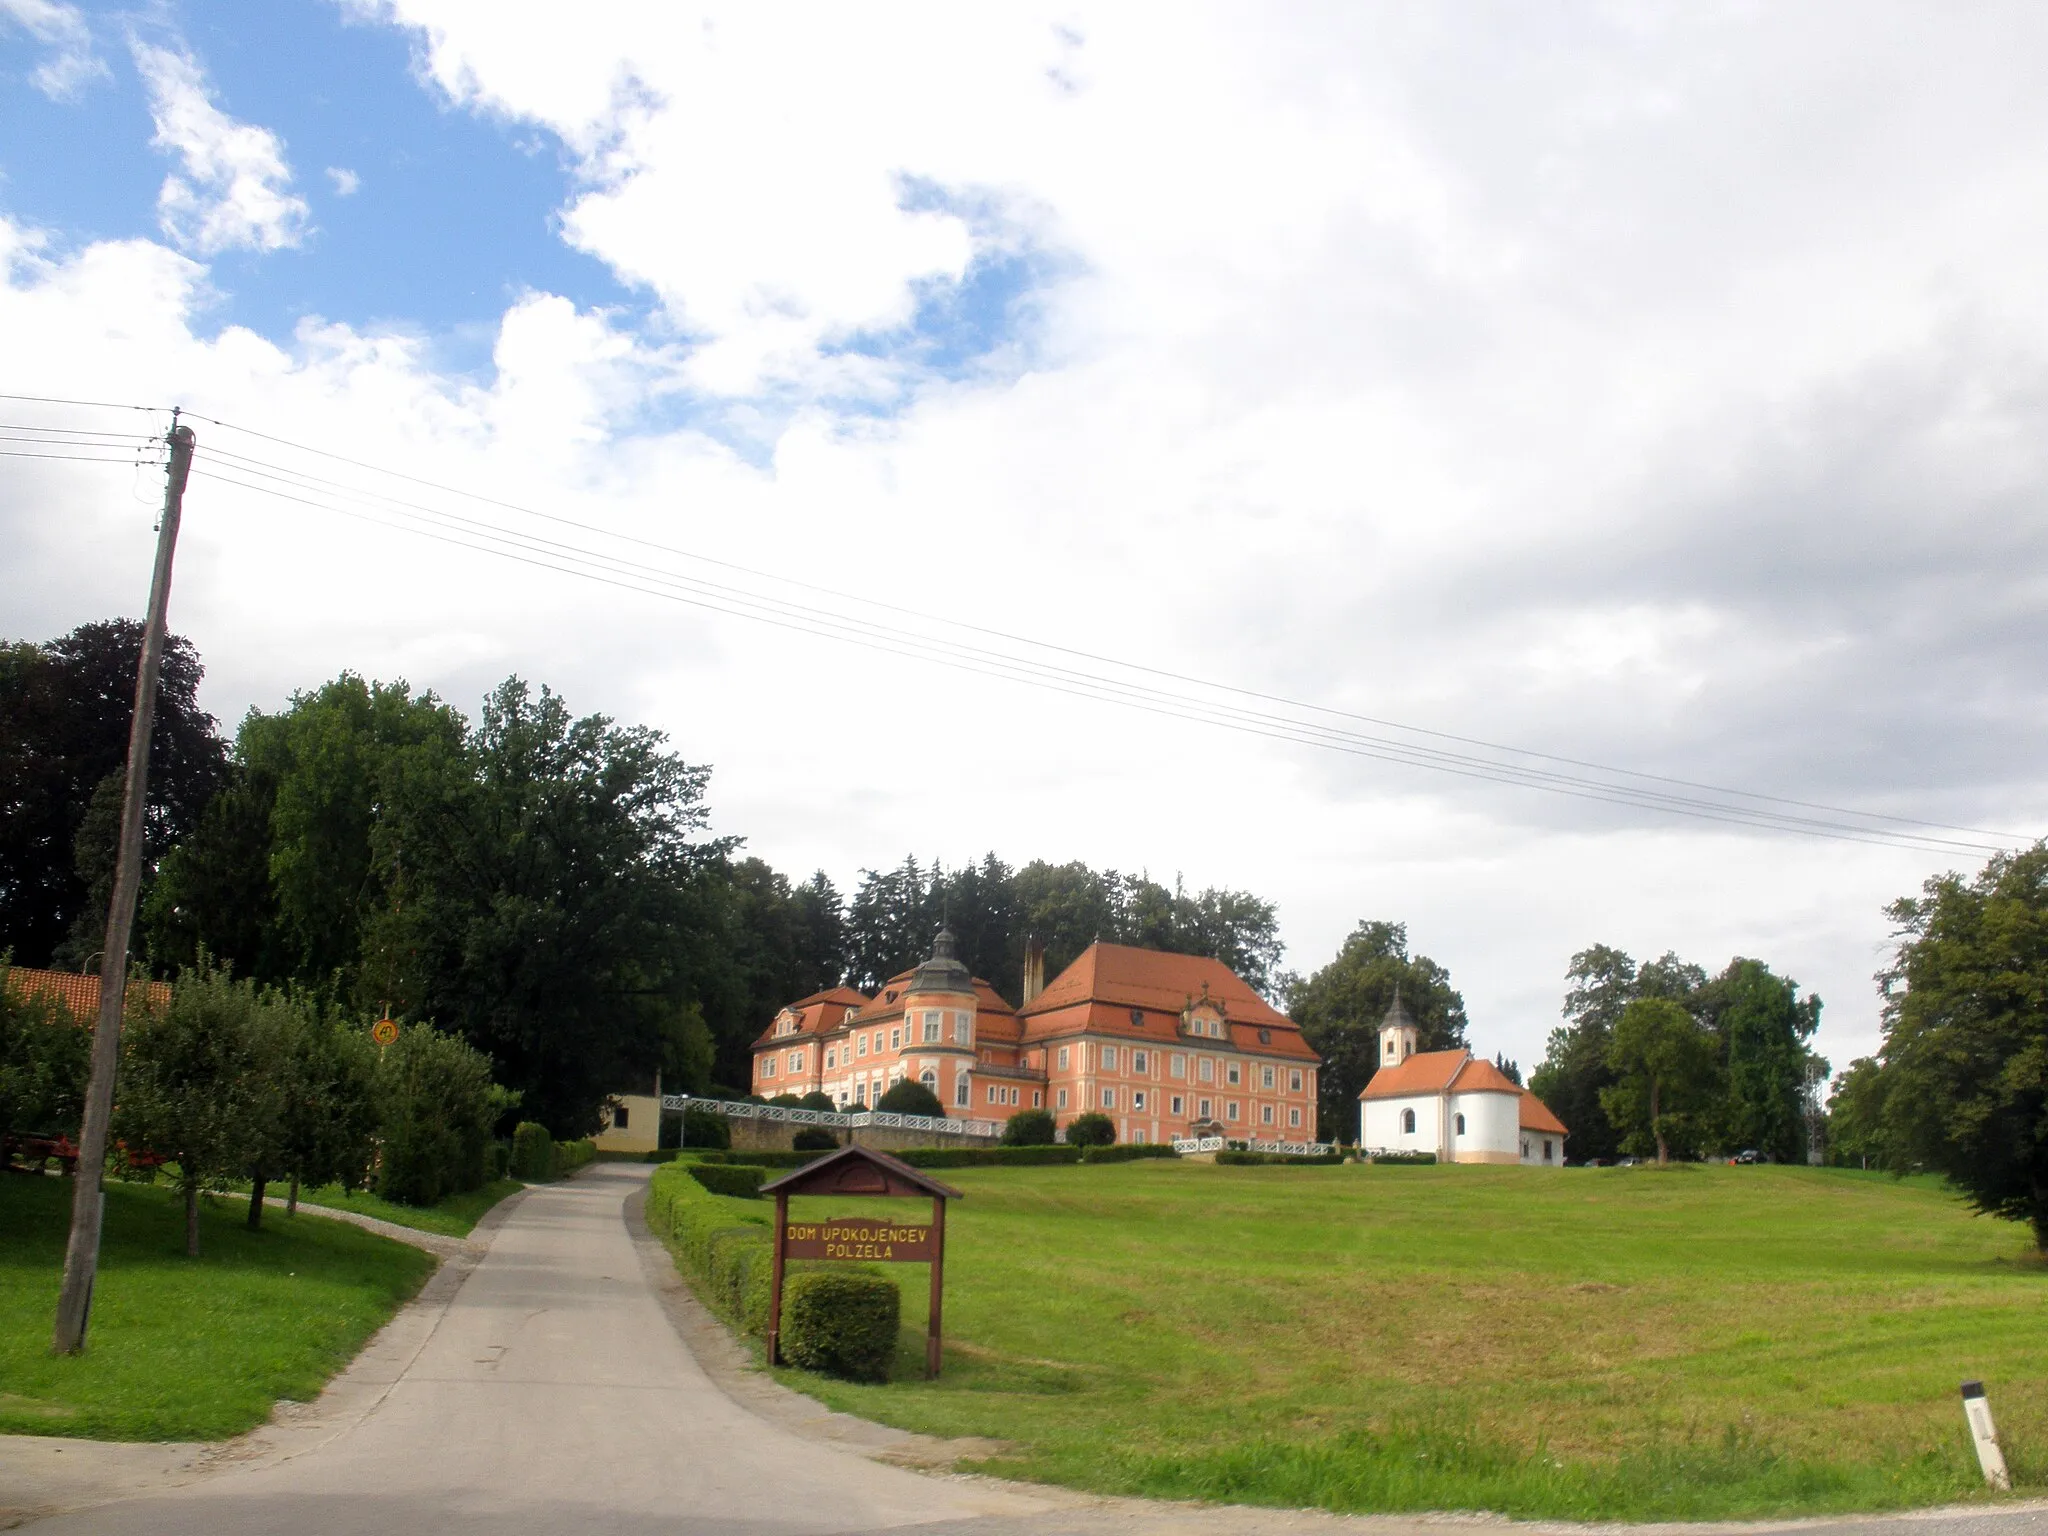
{"left": 52, "top": 415, "right": 195, "bottom": 1355}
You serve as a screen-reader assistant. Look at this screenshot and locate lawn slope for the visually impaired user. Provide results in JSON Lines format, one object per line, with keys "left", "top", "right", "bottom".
{"left": 0, "top": 1175, "right": 435, "bottom": 1439}
{"left": 781, "top": 1162, "right": 2047, "bottom": 1521}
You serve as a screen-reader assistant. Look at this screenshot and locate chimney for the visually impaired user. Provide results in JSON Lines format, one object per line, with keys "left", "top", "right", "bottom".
{"left": 1022, "top": 936, "right": 1046, "bottom": 1005}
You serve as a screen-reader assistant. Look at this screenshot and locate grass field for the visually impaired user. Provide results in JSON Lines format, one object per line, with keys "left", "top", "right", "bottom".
{"left": 755, "top": 1161, "right": 2048, "bottom": 1521}
{"left": 0, "top": 1174, "right": 435, "bottom": 1440}
{"left": 276, "top": 1177, "right": 525, "bottom": 1237}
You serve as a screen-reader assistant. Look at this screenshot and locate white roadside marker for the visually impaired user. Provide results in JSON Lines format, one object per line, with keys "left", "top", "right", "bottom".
{"left": 1961, "top": 1380, "right": 2011, "bottom": 1491}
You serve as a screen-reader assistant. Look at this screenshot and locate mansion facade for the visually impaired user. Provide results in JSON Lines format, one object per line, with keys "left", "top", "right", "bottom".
{"left": 751, "top": 930, "right": 1322, "bottom": 1145}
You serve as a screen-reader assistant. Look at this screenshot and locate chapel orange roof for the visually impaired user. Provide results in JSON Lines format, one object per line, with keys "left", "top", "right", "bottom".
{"left": 1359, "top": 1047, "right": 1469, "bottom": 1099}
{"left": 1519, "top": 1091, "right": 1569, "bottom": 1135}
{"left": 1018, "top": 942, "right": 1292, "bottom": 1029}
{"left": 2, "top": 966, "right": 170, "bottom": 1020}
{"left": 1447, "top": 1056, "right": 1523, "bottom": 1096}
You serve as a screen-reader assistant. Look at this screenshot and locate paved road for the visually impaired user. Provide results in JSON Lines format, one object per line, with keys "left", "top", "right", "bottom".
{"left": 18, "top": 1164, "right": 2048, "bottom": 1536}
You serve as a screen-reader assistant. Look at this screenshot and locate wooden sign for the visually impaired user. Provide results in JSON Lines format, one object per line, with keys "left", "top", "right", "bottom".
{"left": 760, "top": 1146, "right": 964, "bottom": 1379}
{"left": 783, "top": 1217, "right": 936, "bottom": 1262}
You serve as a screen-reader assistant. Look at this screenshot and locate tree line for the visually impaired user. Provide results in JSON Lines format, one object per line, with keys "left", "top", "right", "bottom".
{"left": 0, "top": 621, "right": 1283, "bottom": 1133}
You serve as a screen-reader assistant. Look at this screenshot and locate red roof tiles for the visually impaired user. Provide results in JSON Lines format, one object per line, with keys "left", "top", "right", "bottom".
{"left": 3, "top": 966, "right": 170, "bottom": 1020}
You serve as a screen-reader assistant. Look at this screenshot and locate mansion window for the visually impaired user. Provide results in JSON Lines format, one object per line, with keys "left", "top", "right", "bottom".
{"left": 922, "top": 1011, "right": 941, "bottom": 1044}
{"left": 1057, "top": 1088, "right": 1069, "bottom": 1110}
{"left": 1260, "top": 1065, "right": 1275, "bottom": 1090}
{"left": 1133, "top": 1090, "right": 1147, "bottom": 1112}
{"left": 1101, "top": 1087, "right": 1116, "bottom": 1109}
{"left": 1289, "top": 1107, "right": 1302, "bottom": 1128}
{"left": 762, "top": 1058, "right": 776, "bottom": 1078}
{"left": 1032, "top": 1091, "right": 1042, "bottom": 1108}
{"left": 1170, "top": 1054, "right": 1186, "bottom": 1078}
{"left": 955, "top": 1076, "right": 970, "bottom": 1107}
{"left": 1261, "top": 1104, "right": 1274, "bottom": 1125}
{"left": 920, "top": 1068, "right": 938, "bottom": 1091}
{"left": 1132, "top": 1050, "right": 1149, "bottom": 1075}
{"left": 1198, "top": 1058, "right": 1214, "bottom": 1082}
{"left": 1132, "top": 1128, "right": 1148, "bottom": 1144}
{"left": 1289, "top": 1069, "right": 1303, "bottom": 1093}
{"left": 890, "top": 1027, "right": 901, "bottom": 1049}
{"left": 988, "top": 1084, "right": 1000, "bottom": 1103}
{"left": 1402, "top": 1108, "right": 1417, "bottom": 1134}
{"left": 1226, "top": 1063, "right": 1241, "bottom": 1086}
{"left": 857, "top": 1036, "right": 867, "bottom": 1057}
{"left": 855, "top": 1081, "right": 866, "bottom": 1104}
{"left": 954, "top": 1012, "right": 971, "bottom": 1045}
{"left": 788, "top": 1051, "right": 804, "bottom": 1073}
{"left": 825, "top": 1049, "right": 836, "bottom": 1068}
{"left": 1171, "top": 1095, "right": 1184, "bottom": 1115}
{"left": 1226, "top": 1101, "right": 1240, "bottom": 1121}
{"left": 1198, "top": 1098, "right": 1212, "bottom": 1118}
{"left": 1057, "top": 1046, "right": 1070, "bottom": 1070}
{"left": 1102, "top": 1045, "right": 1117, "bottom": 1071}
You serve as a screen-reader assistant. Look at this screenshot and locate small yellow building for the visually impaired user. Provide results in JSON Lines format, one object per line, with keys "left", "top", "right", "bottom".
{"left": 593, "top": 1072, "right": 661, "bottom": 1154}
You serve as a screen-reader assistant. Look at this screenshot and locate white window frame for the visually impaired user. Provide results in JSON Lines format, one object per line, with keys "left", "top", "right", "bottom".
{"left": 1133, "top": 1050, "right": 1149, "bottom": 1074}
{"left": 1198, "top": 1057, "right": 1214, "bottom": 1082}
{"left": 1102, "top": 1045, "right": 1117, "bottom": 1071}
{"left": 1289, "top": 1069, "right": 1303, "bottom": 1092}
{"left": 1171, "top": 1053, "right": 1186, "bottom": 1078}
{"left": 1226, "top": 1062, "right": 1241, "bottom": 1087}
{"left": 1261, "top": 1103, "right": 1274, "bottom": 1125}
{"left": 1226, "top": 1101, "right": 1240, "bottom": 1121}
{"left": 1261, "top": 1065, "right": 1275, "bottom": 1090}
{"left": 1100, "top": 1086, "right": 1116, "bottom": 1109}
{"left": 1058, "top": 1046, "right": 1070, "bottom": 1070}
{"left": 1198, "top": 1097, "right": 1212, "bottom": 1119}
{"left": 1171, "top": 1094, "right": 1184, "bottom": 1115}
{"left": 857, "top": 1035, "right": 868, "bottom": 1057}
{"left": 1289, "top": 1106, "right": 1302, "bottom": 1128}
{"left": 955, "top": 1074, "right": 970, "bottom": 1107}
{"left": 1057, "top": 1087, "right": 1069, "bottom": 1110}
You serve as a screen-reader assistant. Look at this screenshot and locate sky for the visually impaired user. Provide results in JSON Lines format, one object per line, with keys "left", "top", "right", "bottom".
{"left": 5, "top": 1, "right": 2047, "bottom": 1088}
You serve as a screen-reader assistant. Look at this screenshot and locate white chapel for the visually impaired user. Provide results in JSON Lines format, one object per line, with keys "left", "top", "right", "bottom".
{"left": 1358, "top": 994, "right": 1569, "bottom": 1165}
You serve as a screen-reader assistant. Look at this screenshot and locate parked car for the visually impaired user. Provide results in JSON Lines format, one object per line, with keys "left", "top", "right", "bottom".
{"left": 1732, "top": 1148, "right": 1765, "bottom": 1164}
{"left": 1612, "top": 1155, "right": 1639, "bottom": 1168}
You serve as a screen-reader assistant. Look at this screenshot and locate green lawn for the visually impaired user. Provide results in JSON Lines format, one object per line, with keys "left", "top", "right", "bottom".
{"left": 281, "top": 1177, "right": 525, "bottom": 1237}
{"left": 764, "top": 1162, "right": 2048, "bottom": 1521}
{"left": 0, "top": 1174, "right": 435, "bottom": 1440}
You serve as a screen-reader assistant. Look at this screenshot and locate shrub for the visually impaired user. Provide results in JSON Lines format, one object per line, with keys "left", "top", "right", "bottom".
{"left": 490, "top": 1140, "right": 513, "bottom": 1179}
{"left": 677, "top": 1107, "right": 731, "bottom": 1149}
{"left": 1000, "top": 1107, "right": 1057, "bottom": 1146}
{"left": 798, "top": 1091, "right": 836, "bottom": 1112}
{"left": 894, "top": 1145, "right": 1080, "bottom": 1168}
{"left": 555, "top": 1137, "right": 596, "bottom": 1174}
{"left": 1370, "top": 1150, "right": 1437, "bottom": 1165}
{"left": 792, "top": 1127, "right": 839, "bottom": 1152}
{"left": 511, "top": 1122, "right": 555, "bottom": 1180}
{"left": 1081, "top": 1142, "right": 1178, "bottom": 1163}
{"left": 689, "top": 1163, "right": 767, "bottom": 1198}
{"left": 875, "top": 1079, "right": 946, "bottom": 1117}
{"left": 691, "top": 1149, "right": 835, "bottom": 1168}
{"left": 375, "top": 1023, "right": 505, "bottom": 1204}
{"left": 768, "top": 1093, "right": 805, "bottom": 1108}
{"left": 0, "top": 962, "right": 92, "bottom": 1143}
{"left": 1064, "top": 1111, "right": 1115, "bottom": 1147}
{"left": 781, "top": 1270, "right": 899, "bottom": 1382}
{"left": 1215, "top": 1149, "right": 1344, "bottom": 1166}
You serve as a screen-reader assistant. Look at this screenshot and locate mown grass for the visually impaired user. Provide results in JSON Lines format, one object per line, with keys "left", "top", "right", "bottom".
{"left": 770, "top": 1162, "right": 2048, "bottom": 1521}
{"left": 0, "top": 1174, "right": 434, "bottom": 1439}
{"left": 278, "top": 1177, "right": 525, "bottom": 1237}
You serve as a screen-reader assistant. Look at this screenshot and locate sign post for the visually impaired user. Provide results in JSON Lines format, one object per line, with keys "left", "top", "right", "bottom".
{"left": 760, "top": 1146, "right": 963, "bottom": 1380}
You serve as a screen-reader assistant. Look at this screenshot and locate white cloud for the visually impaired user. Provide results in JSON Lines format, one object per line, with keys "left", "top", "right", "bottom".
{"left": 133, "top": 41, "right": 309, "bottom": 255}
{"left": 13, "top": 4, "right": 2048, "bottom": 1087}
{"left": 327, "top": 166, "right": 362, "bottom": 197}
{"left": 0, "top": 0, "right": 106, "bottom": 97}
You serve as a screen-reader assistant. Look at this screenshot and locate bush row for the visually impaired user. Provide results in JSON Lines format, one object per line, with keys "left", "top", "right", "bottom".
{"left": 688, "top": 1162, "right": 768, "bottom": 1198}
{"left": 1079, "top": 1143, "right": 1181, "bottom": 1163}
{"left": 1215, "top": 1149, "right": 1345, "bottom": 1166}
{"left": 692, "top": 1148, "right": 833, "bottom": 1169}
{"left": 1369, "top": 1150, "right": 1438, "bottom": 1165}
{"left": 509, "top": 1122, "right": 597, "bottom": 1180}
{"left": 645, "top": 1164, "right": 899, "bottom": 1381}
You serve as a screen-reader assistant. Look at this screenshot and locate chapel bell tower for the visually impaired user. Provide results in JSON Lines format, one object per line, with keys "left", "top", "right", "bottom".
{"left": 1379, "top": 990, "right": 1419, "bottom": 1065}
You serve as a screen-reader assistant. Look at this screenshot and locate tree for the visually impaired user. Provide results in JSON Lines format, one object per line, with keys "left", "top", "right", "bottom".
{"left": 115, "top": 965, "right": 270, "bottom": 1256}
{"left": 1825, "top": 1057, "right": 1893, "bottom": 1170}
{"left": 375, "top": 1021, "right": 507, "bottom": 1207}
{"left": 1600, "top": 996, "right": 1717, "bottom": 1165}
{"left": 1063, "top": 1110, "right": 1115, "bottom": 1146}
{"left": 1530, "top": 945, "right": 1635, "bottom": 1163}
{"left": 1707, "top": 959, "right": 1822, "bottom": 1161}
{"left": 1286, "top": 921, "right": 1467, "bottom": 1142}
{"left": 875, "top": 1079, "right": 944, "bottom": 1118}
{"left": 0, "top": 961, "right": 91, "bottom": 1140}
{"left": 264, "top": 997, "right": 380, "bottom": 1221}
{"left": 1, "top": 622, "right": 226, "bottom": 967}
{"left": 1877, "top": 847, "right": 2048, "bottom": 1250}
{"left": 1001, "top": 1107, "right": 1057, "bottom": 1146}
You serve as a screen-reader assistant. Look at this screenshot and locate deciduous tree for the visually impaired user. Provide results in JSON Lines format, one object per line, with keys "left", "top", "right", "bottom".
{"left": 1601, "top": 996, "right": 1717, "bottom": 1165}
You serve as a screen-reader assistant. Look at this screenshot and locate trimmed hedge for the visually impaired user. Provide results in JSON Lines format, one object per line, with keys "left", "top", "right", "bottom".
{"left": 689, "top": 1163, "right": 768, "bottom": 1198}
{"left": 1215, "top": 1149, "right": 1344, "bottom": 1166}
{"left": 781, "top": 1270, "right": 899, "bottom": 1382}
{"left": 644, "top": 1164, "right": 901, "bottom": 1381}
{"left": 555, "top": 1138, "right": 596, "bottom": 1174}
{"left": 1080, "top": 1143, "right": 1180, "bottom": 1163}
{"left": 1370, "top": 1150, "right": 1438, "bottom": 1165}
{"left": 510, "top": 1122, "right": 553, "bottom": 1180}
{"left": 791, "top": 1127, "right": 840, "bottom": 1152}
{"left": 895, "top": 1145, "right": 1080, "bottom": 1168}
{"left": 693, "top": 1149, "right": 833, "bottom": 1169}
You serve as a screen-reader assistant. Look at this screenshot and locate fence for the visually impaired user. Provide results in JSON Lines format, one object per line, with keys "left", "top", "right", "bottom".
{"left": 1172, "top": 1135, "right": 1334, "bottom": 1157}
{"left": 660, "top": 1094, "right": 1002, "bottom": 1141}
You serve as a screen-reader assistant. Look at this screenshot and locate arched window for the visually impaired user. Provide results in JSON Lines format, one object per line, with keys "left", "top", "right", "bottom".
{"left": 1455, "top": 1113, "right": 1466, "bottom": 1135}
{"left": 1401, "top": 1108, "right": 1417, "bottom": 1134}
{"left": 919, "top": 1067, "right": 937, "bottom": 1091}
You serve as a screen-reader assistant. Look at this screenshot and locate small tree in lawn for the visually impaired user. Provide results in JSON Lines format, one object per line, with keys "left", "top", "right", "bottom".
{"left": 1600, "top": 997, "right": 1715, "bottom": 1165}
{"left": 262, "top": 998, "right": 379, "bottom": 1222}
{"left": 875, "top": 1079, "right": 944, "bottom": 1118}
{"left": 0, "top": 959, "right": 92, "bottom": 1143}
{"left": 1064, "top": 1110, "right": 1115, "bottom": 1147}
{"left": 116, "top": 964, "right": 272, "bottom": 1257}
{"left": 1000, "top": 1107, "right": 1057, "bottom": 1146}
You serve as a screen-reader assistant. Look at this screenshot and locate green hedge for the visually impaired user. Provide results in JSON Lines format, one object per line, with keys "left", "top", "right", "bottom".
{"left": 894, "top": 1145, "right": 1079, "bottom": 1168}
{"left": 1370, "top": 1150, "right": 1438, "bottom": 1165}
{"left": 555, "top": 1138, "right": 596, "bottom": 1174}
{"left": 781, "top": 1270, "right": 899, "bottom": 1382}
{"left": 644, "top": 1165, "right": 901, "bottom": 1380}
{"left": 689, "top": 1163, "right": 768, "bottom": 1198}
{"left": 692, "top": 1149, "right": 833, "bottom": 1169}
{"left": 510, "top": 1122, "right": 553, "bottom": 1180}
{"left": 1080, "top": 1143, "right": 1180, "bottom": 1163}
{"left": 1215, "top": 1149, "right": 1344, "bottom": 1166}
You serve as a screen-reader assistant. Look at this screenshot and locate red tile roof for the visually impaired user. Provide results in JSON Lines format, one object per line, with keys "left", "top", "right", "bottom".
{"left": 751, "top": 986, "right": 870, "bottom": 1048}
{"left": 3, "top": 966, "right": 169, "bottom": 1021}
{"left": 1519, "top": 1092, "right": 1569, "bottom": 1135}
{"left": 848, "top": 973, "right": 1017, "bottom": 1027}
{"left": 1019, "top": 942, "right": 1292, "bottom": 1028}
{"left": 1359, "top": 1047, "right": 1468, "bottom": 1099}
{"left": 1447, "top": 1056, "right": 1523, "bottom": 1096}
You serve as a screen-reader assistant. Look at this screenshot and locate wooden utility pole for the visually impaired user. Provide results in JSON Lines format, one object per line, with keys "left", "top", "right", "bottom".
{"left": 52, "top": 415, "right": 195, "bottom": 1355}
